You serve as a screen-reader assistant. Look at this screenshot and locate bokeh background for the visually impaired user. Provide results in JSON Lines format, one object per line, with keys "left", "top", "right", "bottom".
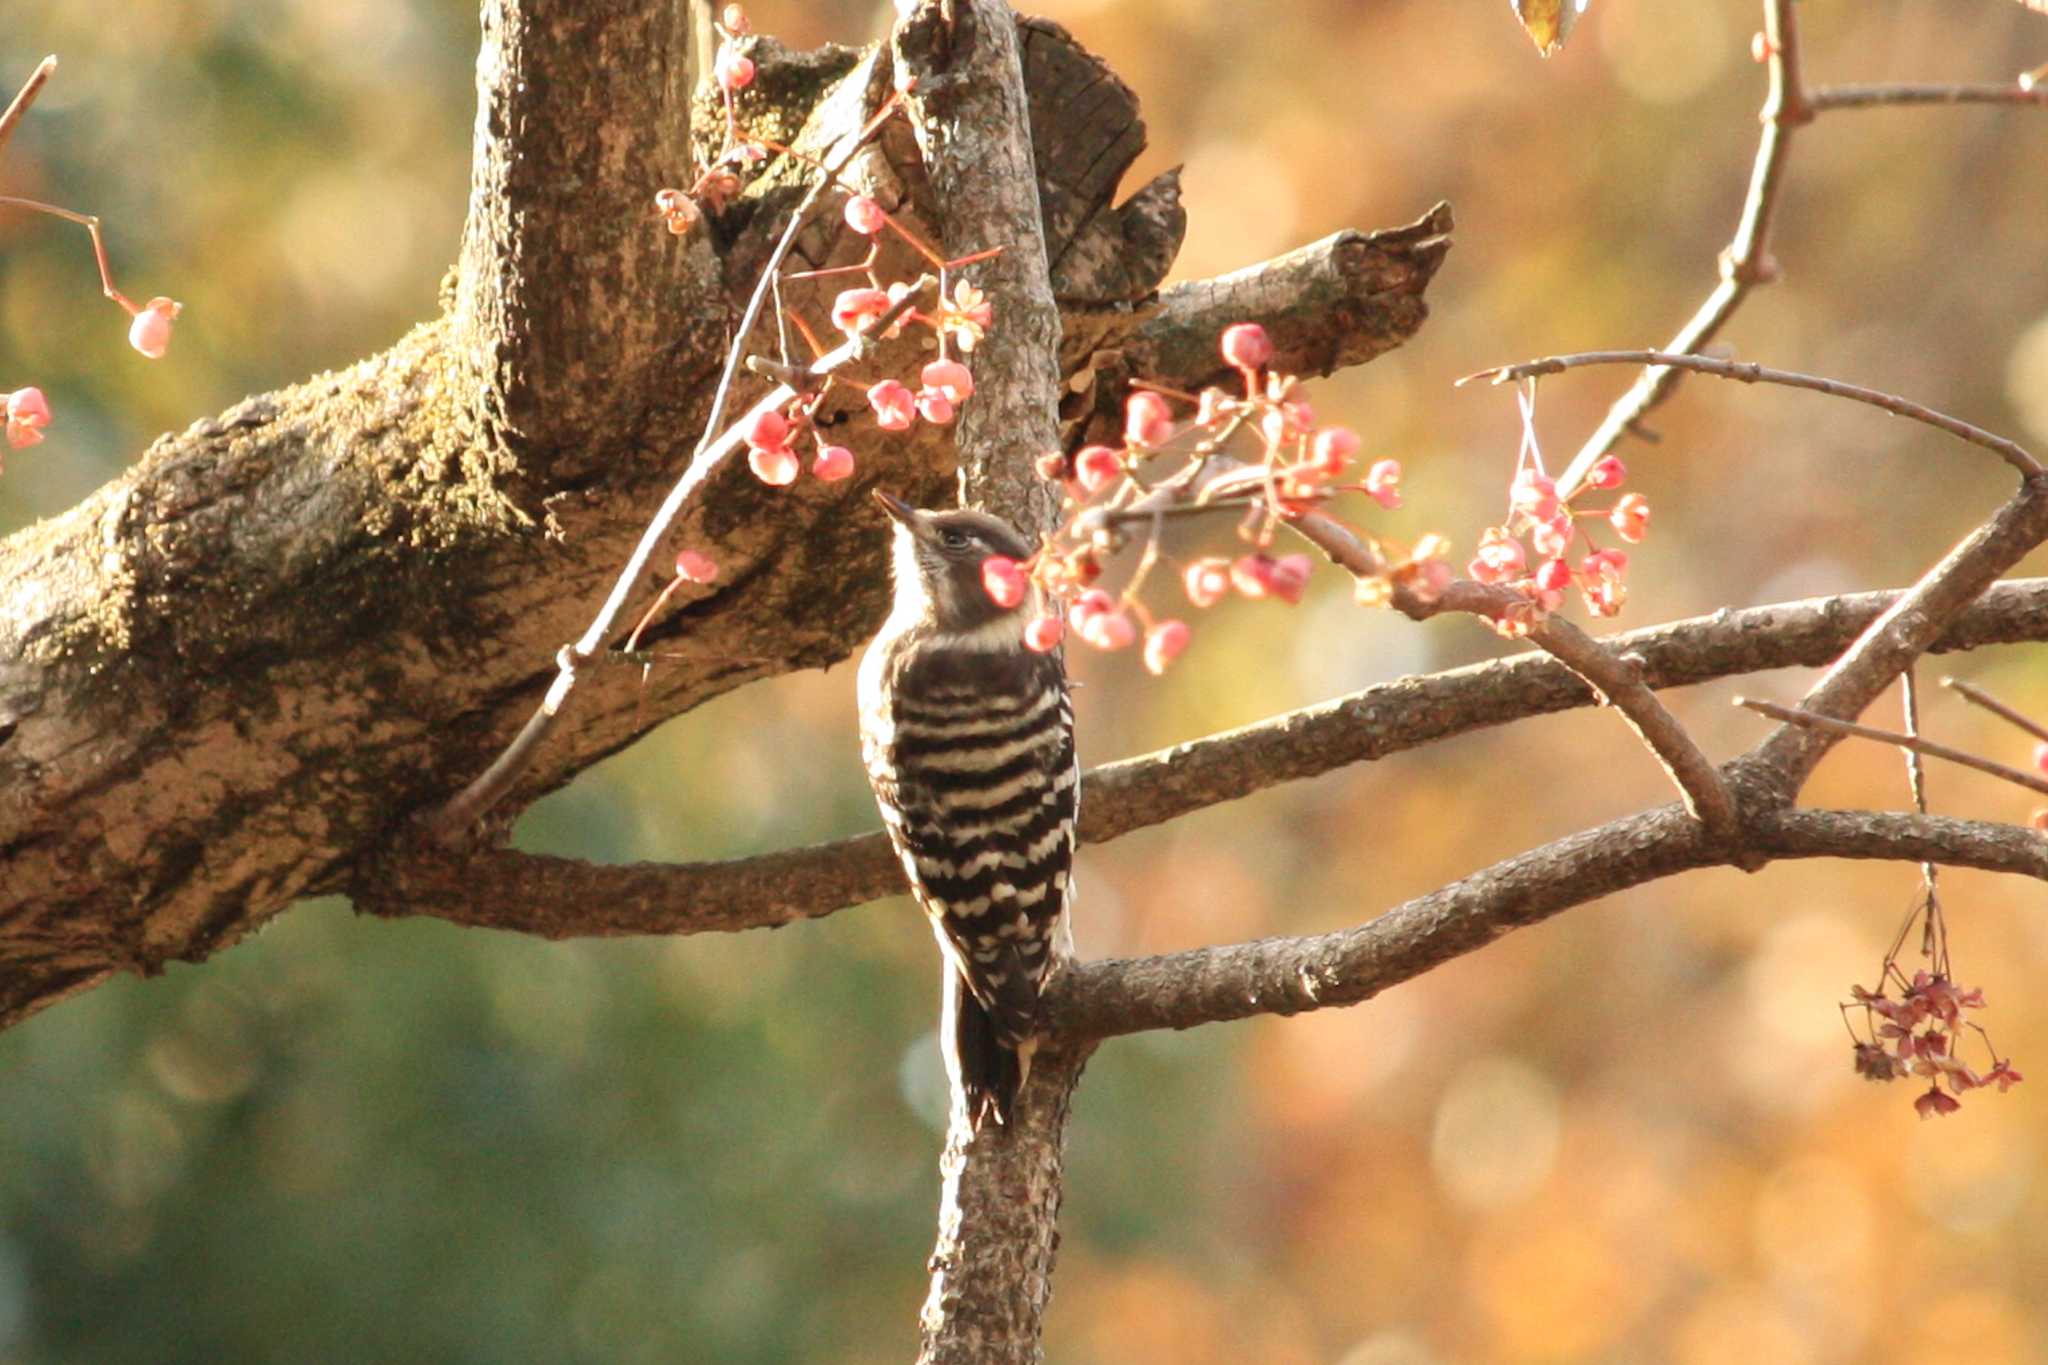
{"left": 5, "top": 2, "right": 2048, "bottom": 1362}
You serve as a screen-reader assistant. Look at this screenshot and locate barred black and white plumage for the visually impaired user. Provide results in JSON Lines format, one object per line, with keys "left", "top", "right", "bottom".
{"left": 857, "top": 491, "right": 1077, "bottom": 1131}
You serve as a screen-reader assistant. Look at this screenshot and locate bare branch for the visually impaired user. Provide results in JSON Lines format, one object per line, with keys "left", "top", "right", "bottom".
{"left": 1811, "top": 81, "right": 2048, "bottom": 111}
{"left": 1944, "top": 676, "right": 2048, "bottom": 746}
{"left": 1464, "top": 350, "right": 2043, "bottom": 478}
{"left": 1735, "top": 695, "right": 2048, "bottom": 798}
{"left": 1554, "top": 0, "right": 1814, "bottom": 493}
{"left": 0, "top": 55, "right": 56, "bottom": 161}
{"left": 359, "top": 578, "right": 2048, "bottom": 935}
{"left": 1524, "top": 614, "right": 1739, "bottom": 843}
{"left": 1050, "top": 808, "right": 2048, "bottom": 1041}
{"left": 1747, "top": 483, "right": 2048, "bottom": 794}
{"left": 1129, "top": 206, "right": 1454, "bottom": 395}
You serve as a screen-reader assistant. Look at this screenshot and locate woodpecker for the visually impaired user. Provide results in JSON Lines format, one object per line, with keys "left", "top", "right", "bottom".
{"left": 857, "top": 490, "right": 1077, "bottom": 1131}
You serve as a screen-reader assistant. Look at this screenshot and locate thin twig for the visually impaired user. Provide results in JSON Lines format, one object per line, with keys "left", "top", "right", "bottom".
{"left": 1943, "top": 676, "right": 2048, "bottom": 746}
{"left": 1463, "top": 349, "right": 2043, "bottom": 478}
{"left": 1553, "top": 0, "right": 1811, "bottom": 494}
{"left": 1735, "top": 696, "right": 2048, "bottom": 797}
{"left": 423, "top": 209, "right": 933, "bottom": 839}
{"left": 0, "top": 56, "right": 56, "bottom": 161}
{"left": 0, "top": 196, "right": 141, "bottom": 313}
{"left": 1811, "top": 82, "right": 2048, "bottom": 111}
{"left": 1901, "top": 668, "right": 1940, "bottom": 896}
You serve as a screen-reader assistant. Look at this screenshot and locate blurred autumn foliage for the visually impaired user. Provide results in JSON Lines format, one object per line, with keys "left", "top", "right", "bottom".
{"left": 4, "top": 2, "right": 2048, "bottom": 1363}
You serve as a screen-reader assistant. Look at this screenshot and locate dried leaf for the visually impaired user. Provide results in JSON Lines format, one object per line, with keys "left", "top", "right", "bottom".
{"left": 1512, "top": 0, "right": 1589, "bottom": 57}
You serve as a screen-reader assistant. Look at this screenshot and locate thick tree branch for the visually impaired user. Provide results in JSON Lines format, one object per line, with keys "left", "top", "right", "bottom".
{"left": 1049, "top": 808, "right": 2048, "bottom": 1040}
{"left": 1128, "top": 206, "right": 1454, "bottom": 395}
{"left": 455, "top": 0, "right": 715, "bottom": 465}
{"left": 892, "top": 4, "right": 1078, "bottom": 1360}
{"left": 358, "top": 577, "right": 2048, "bottom": 935}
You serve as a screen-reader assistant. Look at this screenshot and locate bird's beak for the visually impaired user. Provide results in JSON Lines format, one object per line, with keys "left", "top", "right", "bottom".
{"left": 872, "top": 488, "right": 919, "bottom": 529}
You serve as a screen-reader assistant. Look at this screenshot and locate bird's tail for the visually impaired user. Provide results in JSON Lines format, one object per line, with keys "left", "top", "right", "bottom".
{"left": 942, "top": 967, "right": 1036, "bottom": 1132}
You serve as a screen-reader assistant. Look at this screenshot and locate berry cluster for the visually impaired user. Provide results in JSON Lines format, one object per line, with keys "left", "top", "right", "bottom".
{"left": 1847, "top": 970, "right": 2022, "bottom": 1118}
{"left": 1465, "top": 427, "right": 1648, "bottom": 637}
{"left": 960, "top": 320, "right": 1433, "bottom": 673}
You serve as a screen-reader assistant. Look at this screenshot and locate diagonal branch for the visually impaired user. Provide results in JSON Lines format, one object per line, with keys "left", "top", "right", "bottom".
{"left": 1049, "top": 808, "right": 2048, "bottom": 1040}
{"left": 1523, "top": 612, "right": 1739, "bottom": 843}
{"left": 1736, "top": 696, "right": 2048, "bottom": 798}
{"left": 1746, "top": 481, "right": 2048, "bottom": 795}
{"left": 1555, "top": 0, "right": 1813, "bottom": 493}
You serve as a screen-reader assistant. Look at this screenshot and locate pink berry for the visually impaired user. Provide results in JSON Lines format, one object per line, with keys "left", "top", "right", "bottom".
{"left": 1611, "top": 493, "right": 1651, "bottom": 543}
{"left": 1310, "top": 426, "right": 1360, "bottom": 476}
{"left": 921, "top": 359, "right": 974, "bottom": 403}
{"left": 1580, "top": 547, "right": 1628, "bottom": 579}
{"left": 1587, "top": 456, "right": 1627, "bottom": 490}
{"left": 832, "top": 288, "right": 890, "bottom": 335}
{"left": 1183, "top": 557, "right": 1231, "bottom": 609}
{"left": 844, "top": 195, "right": 887, "bottom": 235}
{"left": 128, "top": 297, "right": 181, "bottom": 360}
{"left": 1023, "top": 616, "right": 1064, "bottom": 652}
{"left": 715, "top": 47, "right": 754, "bottom": 91}
{"left": 748, "top": 443, "right": 799, "bottom": 485}
{"left": 1219, "top": 322, "right": 1272, "bottom": 371}
{"left": 1124, "top": 391, "right": 1174, "bottom": 447}
{"left": 1067, "top": 588, "right": 1115, "bottom": 628}
{"left": 6, "top": 386, "right": 52, "bottom": 450}
{"left": 867, "top": 380, "right": 916, "bottom": 432}
{"left": 1530, "top": 514, "right": 1574, "bottom": 558}
{"left": 915, "top": 389, "right": 955, "bottom": 425}
{"left": 744, "top": 408, "right": 790, "bottom": 450}
{"left": 981, "top": 555, "right": 1028, "bottom": 609}
{"left": 1510, "top": 469, "right": 1559, "bottom": 522}
{"left": 811, "top": 444, "right": 855, "bottom": 482}
{"left": 1080, "top": 610, "right": 1137, "bottom": 651}
{"left": 1269, "top": 554, "right": 1312, "bottom": 605}
{"left": 1074, "top": 445, "right": 1123, "bottom": 494}
{"left": 1469, "top": 528, "right": 1527, "bottom": 585}
{"left": 1143, "top": 619, "right": 1191, "bottom": 675}
{"left": 675, "top": 549, "right": 719, "bottom": 583}
{"left": 1229, "top": 555, "right": 1277, "bottom": 600}
{"left": 1534, "top": 557, "right": 1572, "bottom": 593}
{"left": 2032, "top": 742, "right": 2048, "bottom": 776}
{"left": 1364, "top": 458, "right": 1402, "bottom": 509}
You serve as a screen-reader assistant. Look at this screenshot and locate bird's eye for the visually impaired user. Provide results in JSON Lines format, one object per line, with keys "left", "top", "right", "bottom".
{"left": 939, "top": 529, "right": 972, "bottom": 550}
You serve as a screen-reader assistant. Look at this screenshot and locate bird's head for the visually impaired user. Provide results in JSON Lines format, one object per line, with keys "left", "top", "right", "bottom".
{"left": 873, "top": 489, "right": 1034, "bottom": 639}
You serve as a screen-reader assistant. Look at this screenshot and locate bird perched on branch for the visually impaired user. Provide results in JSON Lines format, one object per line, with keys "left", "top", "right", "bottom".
{"left": 857, "top": 490, "right": 1077, "bottom": 1131}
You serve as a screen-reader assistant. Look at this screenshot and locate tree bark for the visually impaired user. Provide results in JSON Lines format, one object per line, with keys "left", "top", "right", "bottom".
{"left": 0, "top": 3, "right": 1445, "bottom": 1030}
